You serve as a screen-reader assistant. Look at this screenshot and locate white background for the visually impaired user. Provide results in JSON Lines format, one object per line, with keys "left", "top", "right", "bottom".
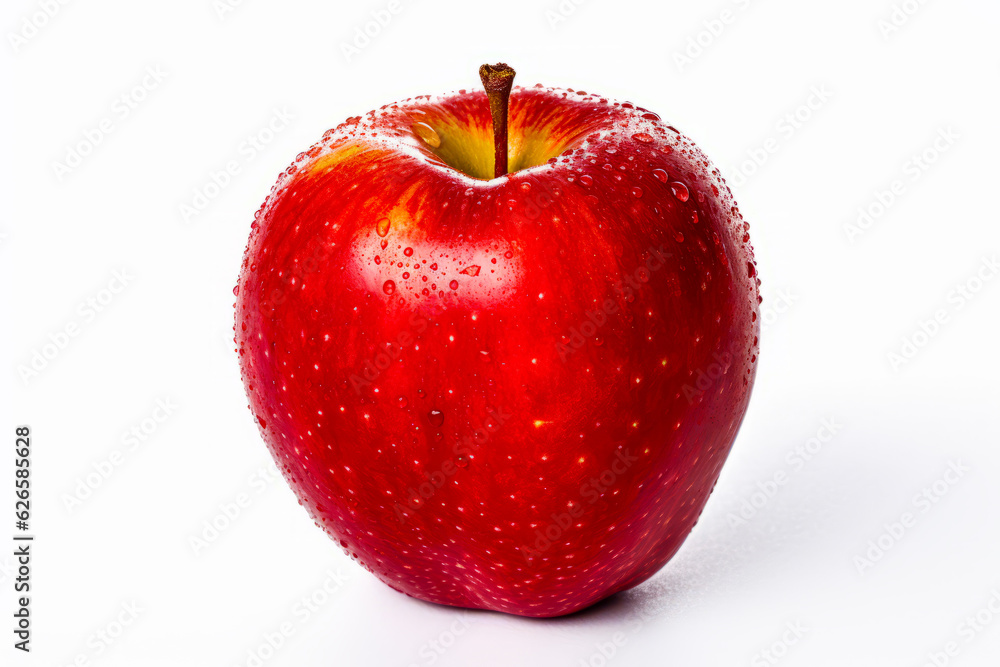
{"left": 2, "top": 0, "right": 999, "bottom": 665}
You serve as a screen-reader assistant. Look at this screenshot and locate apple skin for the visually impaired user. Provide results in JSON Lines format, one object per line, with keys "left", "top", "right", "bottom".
{"left": 235, "top": 84, "right": 760, "bottom": 618}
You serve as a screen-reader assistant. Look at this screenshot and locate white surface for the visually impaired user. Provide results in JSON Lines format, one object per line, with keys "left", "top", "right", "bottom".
{"left": 2, "top": 0, "right": 1000, "bottom": 665}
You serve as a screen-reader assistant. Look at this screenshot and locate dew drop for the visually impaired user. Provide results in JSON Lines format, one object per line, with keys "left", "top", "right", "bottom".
{"left": 670, "top": 181, "right": 690, "bottom": 202}
{"left": 412, "top": 122, "right": 441, "bottom": 148}
{"left": 376, "top": 218, "right": 391, "bottom": 237}
{"left": 374, "top": 256, "right": 381, "bottom": 265}
{"left": 403, "top": 247, "right": 414, "bottom": 257}
{"left": 579, "top": 174, "right": 594, "bottom": 186}
{"left": 232, "top": 284, "right": 240, "bottom": 296}
{"left": 631, "top": 186, "right": 643, "bottom": 198}
{"left": 448, "top": 280, "right": 459, "bottom": 290}
{"left": 652, "top": 168, "right": 668, "bottom": 183}
{"left": 382, "top": 280, "right": 396, "bottom": 295}
{"left": 456, "top": 455, "right": 469, "bottom": 468}
{"left": 632, "top": 132, "right": 653, "bottom": 143}
{"left": 427, "top": 409, "right": 445, "bottom": 427}
{"left": 674, "top": 231, "right": 685, "bottom": 243}
{"left": 398, "top": 396, "right": 408, "bottom": 408}
{"left": 641, "top": 112, "right": 661, "bottom": 121}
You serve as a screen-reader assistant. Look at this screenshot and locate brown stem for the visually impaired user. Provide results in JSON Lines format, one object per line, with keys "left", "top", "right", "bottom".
{"left": 479, "top": 63, "right": 515, "bottom": 178}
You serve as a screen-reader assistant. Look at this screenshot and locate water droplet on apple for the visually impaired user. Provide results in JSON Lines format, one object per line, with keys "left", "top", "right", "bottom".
{"left": 670, "top": 181, "right": 690, "bottom": 202}
{"left": 641, "top": 112, "right": 661, "bottom": 121}
{"left": 376, "top": 218, "right": 391, "bottom": 237}
{"left": 374, "top": 256, "right": 381, "bottom": 264}
{"left": 412, "top": 121, "right": 441, "bottom": 148}
{"left": 579, "top": 174, "right": 594, "bottom": 186}
{"left": 403, "top": 247, "right": 414, "bottom": 257}
{"left": 459, "top": 265, "right": 480, "bottom": 276}
{"left": 652, "top": 168, "right": 668, "bottom": 183}
{"left": 520, "top": 182, "right": 531, "bottom": 192}
{"left": 456, "top": 455, "right": 469, "bottom": 468}
{"left": 232, "top": 284, "right": 240, "bottom": 296}
{"left": 448, "top": 280, "right": 459, "bottom": 290}
{"left": 380, "top": 239, "right": 388, "bottom": 249}
{"left": 398, "top": 396, "right": 408, "bottom": 408}
{"left": 632, "top": 132, "right": 653, "bottom": 143}
{"left": 427, "top": 409, "right": 444, "bottom": 427}
{"left": 383, "top": 280, "right": 396, "bottom": 295}
{"left": 631, "top": 186, "right": 643, "bottom": 198}
{"left": 674, "top": 231, "right": 685, "bottom": 243}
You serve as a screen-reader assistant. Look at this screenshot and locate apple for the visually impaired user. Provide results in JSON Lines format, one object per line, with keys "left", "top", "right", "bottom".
{"left": 235, "top": 64, "right": 760, "bottom": 618}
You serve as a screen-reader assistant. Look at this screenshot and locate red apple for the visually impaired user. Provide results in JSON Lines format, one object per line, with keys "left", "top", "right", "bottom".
{"left": 235, "top": 64, "right": 760, "bottom": 618}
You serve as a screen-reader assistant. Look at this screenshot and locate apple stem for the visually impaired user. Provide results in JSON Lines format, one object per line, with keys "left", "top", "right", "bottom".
{"left": 479, "top": 63, "right": 516, "bottom": 178}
